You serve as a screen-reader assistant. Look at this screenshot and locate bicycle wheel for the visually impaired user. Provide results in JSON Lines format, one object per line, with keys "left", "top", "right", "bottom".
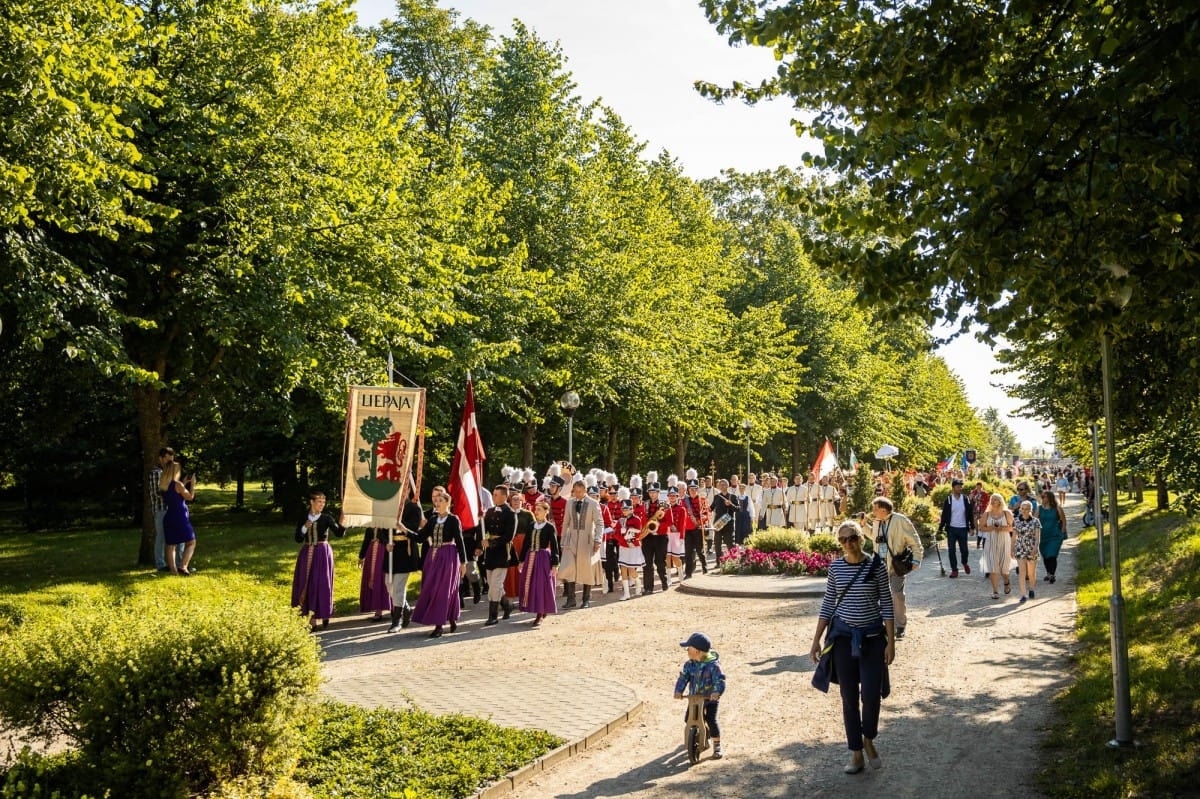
{"left": 687, "top": 724, "right": 701, "bottom": 764}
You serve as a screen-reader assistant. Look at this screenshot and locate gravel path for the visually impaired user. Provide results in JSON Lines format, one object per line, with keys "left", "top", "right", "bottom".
{"left": 495, "top": 504, "right": 1081, "bottom": 799}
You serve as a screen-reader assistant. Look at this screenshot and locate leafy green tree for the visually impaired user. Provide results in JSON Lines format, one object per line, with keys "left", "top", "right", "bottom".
{"left": 699, "top": 0, "right": 1200, "bottom": 488}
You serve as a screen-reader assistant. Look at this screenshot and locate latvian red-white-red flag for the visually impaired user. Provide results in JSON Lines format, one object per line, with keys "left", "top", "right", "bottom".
{"left": 447, "top": 376, "right": 486, "bottom": 530}
{"left": 811, "top": 439, "right": 838, "bottom": 479}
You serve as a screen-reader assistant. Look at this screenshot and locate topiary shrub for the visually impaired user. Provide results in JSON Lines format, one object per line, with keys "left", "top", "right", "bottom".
{"left": 806, "top": 532, "right": 842, "bottom": 556}
{"left": 902, "top": 496, "right": 937, "bottom": 549}
{"left": 744, "top": 528, "right": 806, "bottom": 553}
{"left": 0, "top": 594, "right": 321, "bottom": 798}
{"left": 850, "top": 465, "right": 875, "bottom": 517}
{"left": 929, "top": 482, "right": 952, "bottom": 508}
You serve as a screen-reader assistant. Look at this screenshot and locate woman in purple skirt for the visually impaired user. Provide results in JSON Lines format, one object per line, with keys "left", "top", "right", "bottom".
{"left": 292, "top": 491, "right": 345, "bottom": 630}
{"left": 358, "top": 528, "right": 394, "bottom": 622}
{"left": 410, "top": 488, "right": 467, "bottom": 638}
{"left": 519, "top": 499, "right": 560, "bottom": 627}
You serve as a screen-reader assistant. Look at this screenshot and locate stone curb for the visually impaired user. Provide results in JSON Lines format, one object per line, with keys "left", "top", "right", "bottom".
{"left": 472, "top": 698, "right": 645, "bottom": 799}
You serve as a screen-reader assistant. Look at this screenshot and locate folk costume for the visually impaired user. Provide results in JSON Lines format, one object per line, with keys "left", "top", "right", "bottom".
{"left": 292, "top": 509, "right": 345, "bottom": 624}
{"left": 410, "top": 511, "right": 467, "bottom": 637}
{"left": 386, "top": 497, "right": 427, "bottom": 632}
{"left": 818, "top": 478, "right": 837, "bottom": 532}
{"left": 761, "top": 483, "right": 787, "bottom": 528}
{"left": 358, "top": 528, "right": 393, "bottom": 619}
{"left": 518, "top": 518, "right": 560, "bottom": 624}
{"left": 481, "top": 498, "right": 517, "bottom": 625}
{"left": 504, "top": 498, "right": 535, "bottom": 599}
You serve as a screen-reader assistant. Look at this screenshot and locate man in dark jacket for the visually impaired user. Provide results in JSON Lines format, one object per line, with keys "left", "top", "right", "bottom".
{"left": 937, "top": 479, "right": 975, "bottom": 578}
{"left": 481, "top": 485, "right": 517, "bottom": 625}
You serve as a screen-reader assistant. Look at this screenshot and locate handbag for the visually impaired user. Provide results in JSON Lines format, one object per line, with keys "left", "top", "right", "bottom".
{"left": 811, "top": 555, "right": 876, "bottom": 693}
{"left": 891, "top": 546, "right": 915, "bottom": 575}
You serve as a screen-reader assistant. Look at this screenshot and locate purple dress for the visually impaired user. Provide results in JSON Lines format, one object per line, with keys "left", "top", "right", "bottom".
{"left": 519, "top": 521, "right": 560, "bottom": 615}
{"left": 359, "top": 529, "right": 393, "bottom": 613}
{"left": 162, "top": 481, "right": 195, "bottom": 545}
{"left": 411, "top": 514, "right": 466, "bottom": 627}
{"left": 292, "top": 513, "right": 343, "bottom": 619}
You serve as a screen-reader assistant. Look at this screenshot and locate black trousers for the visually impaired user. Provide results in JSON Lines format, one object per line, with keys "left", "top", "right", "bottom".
{"left": 641, "top": 535, "right": 668, "bottom": 591}
{"left": 684, "top": 529, "right": 707, "bottom": 576}
{"left": 832, "top": 633, "right": 886, "bottom": 751}
{"left": 603, "top": 540, "right": 620, "bottom": 582}
{"left": 714, "top": 525, "right": 734, "bottom": 561}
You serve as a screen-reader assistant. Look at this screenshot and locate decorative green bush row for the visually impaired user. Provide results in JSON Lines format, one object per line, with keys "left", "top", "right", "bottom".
{"left": 0, "top": 595, "right": 321, "bottom": 798}
{"left": 0, "top": 596, "right": 563, "bottom": 799}
{"left": 718, "top": 527, "right": 839, "bottom": 576}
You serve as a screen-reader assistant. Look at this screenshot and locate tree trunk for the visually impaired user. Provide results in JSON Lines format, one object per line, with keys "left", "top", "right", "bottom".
{"left": 523, "top": 420, "right": 536, "bottom": 468}
{"left": 1133, "top": 473, "right": 1144, "bottom": 503}
{"left": 627, "top": 427, "right": 640, "bottom": 476}
{"left": 235, "top": 462, "right": 246, "bottom": 509}
{"left": 1156, "top": 469, "right": 1169, "bottom": 510}
{"left": 673, "top": 425, "right": 688, "bottom": 476}
{"left": 605, "top": 414, "right": 618, "bottom": 472}
{"left": 133, "top": 384, "right": 165, "bottom": 567}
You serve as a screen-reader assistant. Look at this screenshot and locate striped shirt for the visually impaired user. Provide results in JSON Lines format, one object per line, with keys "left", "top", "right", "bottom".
{"left": 818, "top": 555, "right": 894, "bottom": 626}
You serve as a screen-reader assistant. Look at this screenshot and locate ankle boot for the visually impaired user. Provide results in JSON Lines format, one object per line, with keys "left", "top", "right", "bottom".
{"left": 581, "top": 585, "right": 592, "bottom": 608}
{"left": 563, "top": 582, "right": 577, "bottom": 608}
{"left": 620, "top": 580, "right": 630, "bottom": 601}
{"left": 485, "top": 601, "right": 499, "bottom": 626}
{"left": 606, "top": 576, "right": 614, "bottom": 593}
{"left": 501, "top": 598, "right": 513, "bottom": 619}
{"left": 472, "top": 578, "right": 482, "bottom": 605}
{"left": 387, "top": 606, "right": 402, "bottom": 632}
{"left": 401, "top": 605, "right": 413, "bottom": 628}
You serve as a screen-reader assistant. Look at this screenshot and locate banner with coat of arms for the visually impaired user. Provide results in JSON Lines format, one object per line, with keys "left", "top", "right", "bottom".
{"left": 342, "top": 386, "right": 425, "bottom": 528}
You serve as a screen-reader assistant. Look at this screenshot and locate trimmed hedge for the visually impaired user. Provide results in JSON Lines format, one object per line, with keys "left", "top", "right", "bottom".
{"left": 0, "top": 595, "right": 321, "bottom": 798}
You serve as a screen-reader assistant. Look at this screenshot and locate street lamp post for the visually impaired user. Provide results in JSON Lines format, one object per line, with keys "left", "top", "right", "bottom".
{"left": 742, "top": 419, "right": 753, "bottom": 479}
{"left": 1101, "top": 331, "right": 1135, "bottom": 748}
{"left": 559, "top": 390, "right": 580, "bottom": 464}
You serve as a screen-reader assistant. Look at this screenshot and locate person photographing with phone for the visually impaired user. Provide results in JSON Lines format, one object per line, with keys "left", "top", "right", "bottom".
{"left": 868, "top": 497, "right": 922, "bottom": 639}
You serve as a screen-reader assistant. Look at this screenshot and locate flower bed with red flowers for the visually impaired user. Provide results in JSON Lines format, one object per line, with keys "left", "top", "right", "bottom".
{"left": 717, "top": 545, "right": 834, "bottom": 577}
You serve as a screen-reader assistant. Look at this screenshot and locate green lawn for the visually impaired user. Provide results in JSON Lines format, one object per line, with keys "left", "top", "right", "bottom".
{"left": 0, "top": 485, "right": 417, "bottom": 630}
{"left": 1039, "top": 496, "right": 1200, "bottom": 798}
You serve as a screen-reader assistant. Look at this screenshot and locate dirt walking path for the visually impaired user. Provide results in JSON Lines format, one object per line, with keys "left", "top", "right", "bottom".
{"left": 495, "top": 507, "right": 1081, "bottom": 798}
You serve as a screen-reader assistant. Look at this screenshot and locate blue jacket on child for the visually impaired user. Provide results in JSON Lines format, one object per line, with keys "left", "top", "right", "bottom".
{"left": 675, "top": 650, "right": 726, "bottom": 698}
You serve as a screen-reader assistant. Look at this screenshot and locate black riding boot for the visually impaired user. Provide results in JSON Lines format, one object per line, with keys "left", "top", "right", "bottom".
{"left": 387, "top": 606, "right": 402, "bottom": 633}
{"left": 501, "top": 598, "right": 513, "bottom": 619}
{"left": 485, "top": 601, "right": 499, "bottom": 626}
{"left": 581, "top": 585, "right": 592, "bottom": 608}
{"left": 563, "top": 582, "right": 577, "bottom": 608}
{"left": 472, "top": 578, "right": 482, "bottom": 605}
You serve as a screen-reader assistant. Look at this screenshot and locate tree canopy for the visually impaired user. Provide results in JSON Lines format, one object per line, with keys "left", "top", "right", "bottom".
{"left": 0, "top": 0, "right": 1013, "bottom": 548}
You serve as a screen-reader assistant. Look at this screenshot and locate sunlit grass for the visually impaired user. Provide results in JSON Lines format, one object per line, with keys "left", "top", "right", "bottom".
{"left": 0, "top": 485, "right": 420, "bottom": 629}
{"left": 1039, "top": 496, "right": 1200, "bottom": 798}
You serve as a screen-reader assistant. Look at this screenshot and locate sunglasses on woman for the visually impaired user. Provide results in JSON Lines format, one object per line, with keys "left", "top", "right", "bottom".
{"left": 838, "top": 534, "right": 860, "bottom": 543}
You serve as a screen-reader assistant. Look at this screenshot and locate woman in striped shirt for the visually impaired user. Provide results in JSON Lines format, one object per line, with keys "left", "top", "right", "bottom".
{"left": 809, "top": 520, "right": 896, "bottom": 774}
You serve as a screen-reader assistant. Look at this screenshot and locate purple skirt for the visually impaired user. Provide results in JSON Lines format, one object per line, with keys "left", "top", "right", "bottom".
{"left": 292, "top": 542, "right": 334, "bottom": 619}
{"left": 519, "top": 549, "right": 557, "bottom": 615}
{"left": 411, "top": 542, "right": 461, "bottom": 626}
{"left": 359, "top": 540, "right": 393, "bottom": 613}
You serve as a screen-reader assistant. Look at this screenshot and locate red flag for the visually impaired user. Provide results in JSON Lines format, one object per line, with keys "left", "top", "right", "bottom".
{"left": 448, "top": 377, "right": 486, "bottom": 530}
{"left": 811, "top": 439, "right": 838, "bottom": 479}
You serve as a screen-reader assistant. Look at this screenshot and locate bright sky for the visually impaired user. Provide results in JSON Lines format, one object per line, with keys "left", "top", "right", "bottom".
{"left": 354, "top": 0, "right": 1055, "bottom": 451}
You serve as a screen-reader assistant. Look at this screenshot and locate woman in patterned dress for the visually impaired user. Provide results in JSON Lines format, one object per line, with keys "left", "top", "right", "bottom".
{"left": 518, "top": 499, "right": 560, "bottom": 626}
{"left": 1012, "top": 500, "right": 1042, "bottom": 604}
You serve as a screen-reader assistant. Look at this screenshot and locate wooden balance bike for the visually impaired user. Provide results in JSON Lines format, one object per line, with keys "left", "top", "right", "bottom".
{"left": 683, "top": 693, "right": 710, "bottom": 764}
